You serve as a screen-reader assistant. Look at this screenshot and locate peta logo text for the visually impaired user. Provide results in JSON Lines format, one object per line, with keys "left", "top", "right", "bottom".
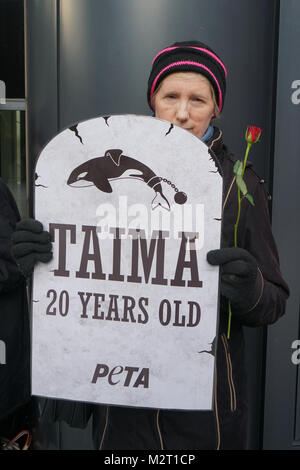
{"left": 91, "top": 363, "right": 149, "bottom": 388}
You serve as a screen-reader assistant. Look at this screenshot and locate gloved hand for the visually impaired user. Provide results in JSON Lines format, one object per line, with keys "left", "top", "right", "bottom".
{"left": 207, "top": 247, "right": 261, "bottom": 312}
{"left": 11, "top": 218, "right": 53, "bottom": 278}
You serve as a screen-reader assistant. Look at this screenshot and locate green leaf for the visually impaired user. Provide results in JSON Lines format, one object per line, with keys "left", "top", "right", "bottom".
{"left": 233, "top": 160, "right": 243, "bottom": 176}
{"left": 246, "top": 193, "right": 255, "bottom": 206}
{"left": 236, "top": 175, "right": 248, "bottom": 196}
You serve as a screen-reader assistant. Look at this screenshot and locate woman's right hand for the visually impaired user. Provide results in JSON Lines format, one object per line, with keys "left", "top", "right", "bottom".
{"left": 11, "top": 218, "right": 53, "bottom": 278}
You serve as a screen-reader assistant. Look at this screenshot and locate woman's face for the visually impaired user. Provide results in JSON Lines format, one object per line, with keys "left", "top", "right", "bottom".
{"left": 153, "top": 72, "right": 216, "bottom": 139}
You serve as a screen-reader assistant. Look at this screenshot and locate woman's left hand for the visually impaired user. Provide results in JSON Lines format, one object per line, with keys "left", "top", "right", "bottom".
{"left": 207, "top": 247, "right": 262, "bottom": 312}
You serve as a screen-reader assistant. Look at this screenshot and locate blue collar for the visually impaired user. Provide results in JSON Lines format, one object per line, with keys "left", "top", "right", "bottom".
{"left": 201, "top": 125, "right": 214, "bottom": 143}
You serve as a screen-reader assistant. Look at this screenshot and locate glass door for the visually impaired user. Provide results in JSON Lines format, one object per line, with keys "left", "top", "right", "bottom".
{"left": 0, "top": 102, "right": 26, "bottom": 216}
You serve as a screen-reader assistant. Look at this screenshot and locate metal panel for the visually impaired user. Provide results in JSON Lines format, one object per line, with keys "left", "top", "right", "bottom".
{"left": 25, "top": 0, "right": 59, "bottom": 207}
{"left": 263, "top": 0, "right": 300, "bottom": 450}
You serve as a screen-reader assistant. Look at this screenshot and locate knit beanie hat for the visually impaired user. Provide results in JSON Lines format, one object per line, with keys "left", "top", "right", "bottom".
{"left": 147, "top": 40, "right": 227, "bottom": 112}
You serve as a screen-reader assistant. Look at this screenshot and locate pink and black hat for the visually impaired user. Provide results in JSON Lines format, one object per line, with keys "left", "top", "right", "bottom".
{"left": 147, "top": 40, "right": 227, "bottom": 112}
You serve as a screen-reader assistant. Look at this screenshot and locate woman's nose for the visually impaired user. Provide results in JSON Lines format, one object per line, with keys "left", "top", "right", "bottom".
{"left": 176, "top": 101, "right": 189, "bottom": 121}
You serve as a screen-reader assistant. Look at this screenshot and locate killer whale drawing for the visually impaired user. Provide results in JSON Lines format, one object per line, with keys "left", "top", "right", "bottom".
{"left": 67, "top": 149, "right": 187, "bottom": 210}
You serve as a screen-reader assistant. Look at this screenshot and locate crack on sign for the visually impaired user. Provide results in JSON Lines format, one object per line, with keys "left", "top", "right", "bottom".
{"left": 165, "top": 123, "right": 174, "bottom": 136}
{"left": 103, "top": 116, "right": 111, "bottom": 127}
{"left": 34, "top": 173, "right": 48, "bottom": 188}
{"left": 69, "top": 124, "right": 83, "bottom": 144}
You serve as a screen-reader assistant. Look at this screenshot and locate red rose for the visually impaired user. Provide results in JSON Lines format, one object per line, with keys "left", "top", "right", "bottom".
{"left": 245, "top": 126, "right": 262, "bottom": 144}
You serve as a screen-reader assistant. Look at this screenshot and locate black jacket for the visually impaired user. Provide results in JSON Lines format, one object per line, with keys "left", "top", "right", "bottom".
{"left": 0, "top": 178, "right": 31, "bottom": 420}
{"left": 90, "top": 127, "right": 289, "bottom": 450}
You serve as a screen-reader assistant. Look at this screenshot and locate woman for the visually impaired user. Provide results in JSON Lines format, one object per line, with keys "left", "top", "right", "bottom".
{"left": 12, "top": 40, "right": 289, "bottom": 450}
{"left": 142, "top": 40, "right": 289, "bottom": 449}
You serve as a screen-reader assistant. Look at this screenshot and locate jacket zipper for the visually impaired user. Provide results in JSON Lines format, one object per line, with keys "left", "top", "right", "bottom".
{"left": 221, "top": 334, "right": 237, "bottom": 411}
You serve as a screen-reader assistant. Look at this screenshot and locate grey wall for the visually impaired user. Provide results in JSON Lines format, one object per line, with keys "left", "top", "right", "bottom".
{"left": 263, "top": 0, "right": 300, "bottom": 450}
{"left": 25, "top": 0, "right": 283, "bottom": 449}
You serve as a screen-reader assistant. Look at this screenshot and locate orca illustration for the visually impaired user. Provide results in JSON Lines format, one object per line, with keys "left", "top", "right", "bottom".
{"left": 67, "top": 149, "right": 176, "bottom": 210}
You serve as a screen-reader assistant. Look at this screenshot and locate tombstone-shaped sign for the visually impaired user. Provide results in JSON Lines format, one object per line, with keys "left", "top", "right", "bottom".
{"left": 32, "top": 115, "right": 222, "bottom": 410}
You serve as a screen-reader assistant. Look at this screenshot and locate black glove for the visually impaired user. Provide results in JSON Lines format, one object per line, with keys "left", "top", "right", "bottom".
{"left": 11, "top": 218, "right": 53, "bottom": 278}
{"left": 207, "top": 247, "right": 261, "bottom": 312}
